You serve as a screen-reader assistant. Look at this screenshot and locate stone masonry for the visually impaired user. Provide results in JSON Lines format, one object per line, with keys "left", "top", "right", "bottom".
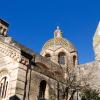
{"left": 0, "top": 19, "right": 100, "bottom": 100}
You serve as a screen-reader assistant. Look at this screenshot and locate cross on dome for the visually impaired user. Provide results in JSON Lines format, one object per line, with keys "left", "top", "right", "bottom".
{"left": 57, "top": 26, "right": 60, "bottom": 30}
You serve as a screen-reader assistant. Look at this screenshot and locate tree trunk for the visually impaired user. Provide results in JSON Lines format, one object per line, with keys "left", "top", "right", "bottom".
{"left": 69, "top": 90, "right": 76, "bottom": 100}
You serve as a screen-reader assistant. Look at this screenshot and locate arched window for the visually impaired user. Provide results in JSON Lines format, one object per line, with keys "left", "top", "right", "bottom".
{"left": 0, "top": 76, "right": 8, "bottom": 98}
{"left": 58, "top": 52, "right": 66, "bottom": 65}
{"left": 45, "top": 54, "right": 51, "bottom": 60}
{"left": 73, "top": 55, "right": 76, "bottom": 66}
{"left": 38, "top": 80, "right": 47, "bottom": 100}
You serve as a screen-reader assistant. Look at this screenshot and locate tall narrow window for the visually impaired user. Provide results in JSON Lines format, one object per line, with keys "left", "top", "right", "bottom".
{"left": 0, "top": 27, "right": 3, "bottom": 34}
{"left": 45, "top": 54, "right": 51, "bottom": 60}
{"left": 3, "top": 29, "right": 7, "bottom": 36}
{"left": 38, "top": 80, "right": 47, "bottom": 100}
{"left": 58, "top": 52, "right": 66, "bottom": 65}
{"left": 0, "top": 76, "right": 8, "bottom": 98}
{"left": 73, "top": 55, "right": 76, "bottom": 66}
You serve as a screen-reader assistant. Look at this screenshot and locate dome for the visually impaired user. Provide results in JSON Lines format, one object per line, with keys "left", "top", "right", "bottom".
{"left": 41, "top": 26, "right": 76, "bottom": 52}
{"left": 40, "top": 26, "right": 78, "bottom": 66}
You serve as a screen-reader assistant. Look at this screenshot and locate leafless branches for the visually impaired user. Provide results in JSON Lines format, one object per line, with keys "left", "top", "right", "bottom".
{"left": 63, "top": 64, "right": 96, "bottom": 100}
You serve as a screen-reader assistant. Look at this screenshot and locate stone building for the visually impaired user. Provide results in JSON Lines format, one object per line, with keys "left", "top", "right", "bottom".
{"left": 0, "top": 19, "right": 99, "bottom": 100}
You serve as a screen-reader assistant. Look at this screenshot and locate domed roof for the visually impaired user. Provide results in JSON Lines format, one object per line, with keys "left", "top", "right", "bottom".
{"left": 42, "top": 26, "right": 76, "bottom": 52}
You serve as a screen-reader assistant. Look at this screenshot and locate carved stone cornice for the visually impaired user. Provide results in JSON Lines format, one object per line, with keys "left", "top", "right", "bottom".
{"left": 0, "top": 41, "right": 29, "bottom": 65}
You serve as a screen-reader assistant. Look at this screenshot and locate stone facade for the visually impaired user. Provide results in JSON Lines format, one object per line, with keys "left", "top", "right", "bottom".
{"left": 0, "top": 19, "right": 100, "bottom": 100}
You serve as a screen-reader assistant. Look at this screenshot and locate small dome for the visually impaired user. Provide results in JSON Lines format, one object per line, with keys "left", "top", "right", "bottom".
{"left": 41, "top": 27, "right": 76, "bottom": 52}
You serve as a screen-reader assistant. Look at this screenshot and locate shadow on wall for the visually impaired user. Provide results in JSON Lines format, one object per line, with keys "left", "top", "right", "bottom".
{"left": 9, "top": 95, "right": 20, "bottom": 100}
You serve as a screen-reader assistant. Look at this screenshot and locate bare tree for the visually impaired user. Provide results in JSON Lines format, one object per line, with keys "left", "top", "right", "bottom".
{"left": 63, "top": 64, "right": 96, "bottom": 100}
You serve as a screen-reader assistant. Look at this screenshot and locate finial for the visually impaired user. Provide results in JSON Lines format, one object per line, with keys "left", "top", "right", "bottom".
{"left": 57, "top": 26, "right": 60, "bottom": 30}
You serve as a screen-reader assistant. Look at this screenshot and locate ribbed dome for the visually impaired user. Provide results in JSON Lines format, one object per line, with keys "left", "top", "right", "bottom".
{"left": 41, "top": 26, "right": 76, "bottom": 52}
{"left": 42, "top": 37, "right": 76, "bottom": 52}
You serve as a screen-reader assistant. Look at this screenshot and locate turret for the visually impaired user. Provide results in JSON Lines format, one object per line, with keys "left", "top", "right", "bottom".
{"left": 93, "top": 22, "right": 100, "bottom": 61}
{"left": 0, "top": 19, "right": 9, "bottom": 36}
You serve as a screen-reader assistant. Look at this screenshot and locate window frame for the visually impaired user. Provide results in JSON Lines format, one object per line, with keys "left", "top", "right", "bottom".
{"left": 58, "top": 52, "right": 66, "bottom": 65}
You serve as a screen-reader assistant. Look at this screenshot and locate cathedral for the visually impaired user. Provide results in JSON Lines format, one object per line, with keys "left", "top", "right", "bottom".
{"left": 0, "top": 19, "right": 100, "bottom": 100}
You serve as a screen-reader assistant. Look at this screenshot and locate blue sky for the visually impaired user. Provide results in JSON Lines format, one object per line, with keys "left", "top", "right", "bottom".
{"left": 0, "top": 0, "right": 100, "bottom": 64}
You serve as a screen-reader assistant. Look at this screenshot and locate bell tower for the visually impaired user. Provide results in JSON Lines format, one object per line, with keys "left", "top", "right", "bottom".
{"left": 93, "top": 22, "right": 100, "bottom": 61}
{"left": 0, "top": 19, "right": 9, "bottom": 36}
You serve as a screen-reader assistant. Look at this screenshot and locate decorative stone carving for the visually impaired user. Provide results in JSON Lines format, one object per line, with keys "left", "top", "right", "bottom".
{"left": 0, "top": 41, "right": 30, "bottom": 65}
{"left": 4, "top": 37, "right": 13, "bottom": 44}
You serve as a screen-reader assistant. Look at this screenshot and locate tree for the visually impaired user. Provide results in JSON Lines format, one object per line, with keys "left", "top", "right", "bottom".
{"left": 63, "top": 64, "right": 97, "bottom": 100}
{"left": 81, "top": 88, "right": 100, "bottom": 100}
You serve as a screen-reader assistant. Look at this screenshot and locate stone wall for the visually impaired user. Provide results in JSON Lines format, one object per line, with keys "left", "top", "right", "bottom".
{"left": 0, "top": 38, "right": 67, "bottom": 100}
